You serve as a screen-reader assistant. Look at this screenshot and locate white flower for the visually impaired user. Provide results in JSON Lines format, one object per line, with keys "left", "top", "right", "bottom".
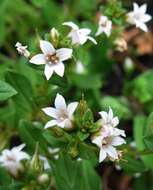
{"left": 15, "top": 42, "right": 30, "bottom": 58}
{"left": 92, "top": 134, "right": 125, "bottom": 162}
{"left": 63, "top": 21, "right": 97, "bottom": 45}
{"left": 0, "top": 144, "right": 30, "bottom": 177}
{"left": 96, "top": 16, "right": 112, "bottom": 37}
{"left": 42, "top": 93, "right": 78, "bottom": 129}
{"left": 99, "top": 107, "right": 119, "bottom": 128}
{"left": 127, "top": 3, "right": 152, "bottom": 32}
{"left": 30, "top": 40, "right": 72, "bottom": 80}
{"left": 99, "top": 107, "right": 126, "bottom": 137}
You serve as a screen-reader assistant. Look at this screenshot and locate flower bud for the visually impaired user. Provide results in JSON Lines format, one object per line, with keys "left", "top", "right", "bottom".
{"left": 38, "top": 173, "right": 49, "bottom": 184}
{"left": 30, "top": 143, "right": 44, "bottom": 173}
{"left": 50, "top": 28, "right": 59, "bottom": 46}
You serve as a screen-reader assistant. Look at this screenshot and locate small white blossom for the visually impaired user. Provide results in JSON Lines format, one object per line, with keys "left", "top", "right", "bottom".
{"left": 99, "top": 107, "right": 126, "bottom": 137}
{"left": 0, "top": 144, "right": 30, "bottom": 177}
{"left": 42, "top": 93, "right": 78, "bottom": 129}
{"left": 30, "top": 40, "right": 72, "bottom": 80}
{"left": 63, "top": 21, "right": 97, "bottom": 45}
{"left": 15, "top": 42, "right": 30, "bottom": 58}
{"left": 127, "top": 3, "right": 152, "bottom": 32}
{"left": 96, "top": 16, "right": 112, "bottom": 37}
{"left": 92, "top": 134, "right": 125, "bottom": 162}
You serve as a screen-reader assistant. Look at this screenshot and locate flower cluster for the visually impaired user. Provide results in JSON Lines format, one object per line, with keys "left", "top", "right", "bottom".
{"left": 92, "top": 108, "right": 126, "bottom": 162}
{"left": 42, "top": 94, "right": 125, "bottom": 163}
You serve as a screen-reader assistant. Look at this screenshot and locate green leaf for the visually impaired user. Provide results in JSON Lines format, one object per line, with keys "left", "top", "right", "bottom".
{"left": 69, "top": 74, "right": 101, "bottom": 89}
{"left": 18, "top": 120, "right": 48, "bottom": 154}
{"left": 100, "top": 96, "right": 131, "bottom": 119}
{"left": 134, "top": 116, "right": 153, "bottom": 169}
{"left": 143, "top": 135, "right": 153, "bottom": 152}
{"left": 124, "top": 70, "right": 153, "bottom": 103}
{"left": 0, "top": 80, "right": 17, "bottom": 101}
{"left": 52, "top": 154, "right": 101, "bottom": 190}
{"left": 120, "top": 155, "right": 146, "bottom": 173}
{"left": 5, "top": 71, "right": 35, "bottom": 123}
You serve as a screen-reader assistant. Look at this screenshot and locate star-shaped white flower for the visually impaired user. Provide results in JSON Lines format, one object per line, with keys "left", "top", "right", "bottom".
{"left": 15, "top": 42, "right": 30, "bottom": 58}
{"left": 96, "top": 16, "right": 112, "bottom": 37}
{"left": 0, "top": 144, "right": 30, "bottom": 177}
{"left": 30, "top": 40, "right": 72, "bottom": 80}
{"left": 92, "top": 133, "right": 125, "bottom": 162}
{"left": 127, "top": 3, "right": 152, "bottom": 32}
{"left": 42, "top": 93, "right": 78, "bottom": 129}
{"left": 99, "top": 107, "right": 125, "bottom": 137}
{"left": 63, "top": 21, "right": 97, "bottom": 45}
{"left": 99, "top": 107, "right": 119, "bottom": 128}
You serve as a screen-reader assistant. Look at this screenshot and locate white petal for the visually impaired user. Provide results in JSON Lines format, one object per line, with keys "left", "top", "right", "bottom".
{"left": 44, "top": 120, "right": 58, "bottom": 129}
{"left": 112, "top": 117, "right": 119, "bottom": 127}
{"left": 105, "top": 146, "right": 118, "bottom": 159}
{"left": 44, "top": 64, "right": 54, "bottom": 80}
{"left": 56, "top": 48, "right": 72, "bottom": 61}
{"left": 141, "top": 14, "right": 152, "bottom": 22}
{"left": 139, "top": 4, "right": 147, "bottom": 14}
{"left": 92, "top": 136, "right": 102, "bottom": 147}
{"left": 108, "top": 107, "right": 113, "bottom": 119}
{"left": 67, "top": 102, "right": 78, "bottom": 116}
{"left": 99, "top": 111, "right": 108, "bottom": 122}
{"left": 87, "top": 36, "right": 97, "bottom": 44}
{"left": 40, "top": 40, "right": 55, "bottom": 55}
{"left": 55, "top": 93, "right": 67, "bottom": 110}
{"left": 133, "top": 3, "right": 139, "bottom": 12}
{"left": 30, "top": 54, "right": 46, "bottom": 65}
{"left": 54, "top": 62, "right": 65, "bottom": 77}
{"left": 58, "top": 120, "right": 67, "bottom": 128}
{"left": 42, "top": 107, "right": 58, "bottom": 118}
{"left": 111, "top": 136, "right": 126, "bottom": 146}
{"left": 68, "top": 31, "right": 81, "bottom": 45}
{"left": 113, "top": 128, "right": 126, "bottom": 137}
{"left": 99, "top": 149, "right": 107, "bottom": 162}
{"left": 79, "top": 28, "right": 91, "bottom": 35}
{"left": 12, "top": 144, "right": 25, "bottom": 152}
{"left": 137, "top": 22, "right": 148, "bottom": 32}
{"left": 95, "top": 27, "right": 103, "bottom": 36}
{"left": 62, "top": 22, "right": 79, "bottom": 30}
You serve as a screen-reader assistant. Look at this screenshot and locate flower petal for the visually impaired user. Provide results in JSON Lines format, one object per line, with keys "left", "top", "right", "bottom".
{"left": 112, "top": 116, "right": 119, "bottom": 127}
{"left": 79, "top": 28, "right": 91, "bottom": 35}
{"left": 133, "top": 3, "right": 139, "bottom": 12}
{"left": 87, "top": 36, "right": 97, "bottom": 44}
{"left": 56, "top": 48, "right": 72, "bottom": 61}
{"left": 42, "top": 107, "right": 58, "bottom": 118}
{"left": 55, "top": 93, "right": 67, "bottom": 110}
{"left": 67, "top": 102, "right": 78, "bottom": 116}
{"left": 99, "top": 149, "right": 107, "bottom": 162}
{"left": 92, "top": 136, "right": 102, "bottom": 147}
{"left": 105, "top": 146, "right": 118, "bottom": 159}
{"left": 40, "top": 40, "right": 55, "bottom": 55}
{"left": 139, "top": 4, "right": 147, "bottom": 14}
{"left": 44, "top": 64, "right": 54, "bottom": 80}
{"left": 54, "top": 62, "right": 65, "bottom": 77}
{"left": 111, "top": 136, "right": 126, "bottom": 146}
{"left": 30, "top": 54, "right": 46, "bottom": 65}
{"left": 62, "top": 21, "right": 79, "bottom": 30}
{"left": 44, "top": 120, "right": 58, "bottom": 129}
